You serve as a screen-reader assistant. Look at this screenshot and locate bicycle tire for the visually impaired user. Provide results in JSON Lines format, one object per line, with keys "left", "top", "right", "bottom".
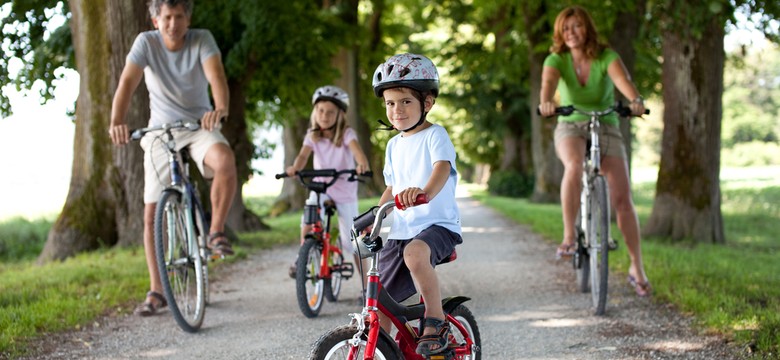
{"left": 296, "top": 236, "right": 324, "bottom": 318}
{"left": 589, "top": 175, "right": 610, "bottom": 315}
{"left": 309, "top": 324, "right": 400, "bottom": 360}
{"left": 574, "top": 230, "right": 590, "bottom": 294}
{"left": 191, "top": 199, "right": 210, "bottom": 306}
{"left": 323, "top": 249, "right": 343, "bottom": 302}
{"left": 154, "top": 190, "right": 206, "bottom": 333}
{"left": 450, "top": 304, "right": 482, "bottom": 360}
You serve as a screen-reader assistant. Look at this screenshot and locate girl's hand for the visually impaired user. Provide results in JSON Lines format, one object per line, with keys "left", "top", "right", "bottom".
{"left": 629, "top": 101, "right": 646, "bottom": 117}
{"left": 356, "top": 163, "right": 369, "bottom": 175}
{"left": 285, "top": 166, "right": 297, "bottom": 177}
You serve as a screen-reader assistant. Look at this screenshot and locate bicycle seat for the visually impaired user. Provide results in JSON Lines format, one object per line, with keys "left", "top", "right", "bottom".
{"left": 437, "top": 250, "right": 457, "bottom": 265}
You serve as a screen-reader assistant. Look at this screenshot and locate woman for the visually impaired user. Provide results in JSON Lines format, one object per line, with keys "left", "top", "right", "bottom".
{"left": 538, "top": 5, "right": 651, "bottom": 297}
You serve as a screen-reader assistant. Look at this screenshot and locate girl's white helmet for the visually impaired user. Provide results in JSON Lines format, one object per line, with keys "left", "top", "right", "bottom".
{"left": 372, "top": 53, "right": 439, "bottom": 97}
{"left": 312, "top": 85, "right": 349, "bottom": 112}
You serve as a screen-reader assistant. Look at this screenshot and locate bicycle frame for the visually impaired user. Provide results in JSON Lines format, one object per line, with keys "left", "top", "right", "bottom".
{"left": 345, "top": 197, "right": 477, "bottom": 360}
{"left": 307, "top": 192, "right": 340, "bottom": 280}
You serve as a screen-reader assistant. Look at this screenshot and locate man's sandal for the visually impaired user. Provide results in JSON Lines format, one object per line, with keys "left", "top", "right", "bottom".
{"left": 133, "top": 291, "right": 167, "bottom": 317}
{"left": 415, "top": 317, "right": 450, "bottom": 356}
{"left": 208, "top": 232, "right": 234, "bottom": 256}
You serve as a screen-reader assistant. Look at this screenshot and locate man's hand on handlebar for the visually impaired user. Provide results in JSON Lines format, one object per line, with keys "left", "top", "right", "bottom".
{"left": 108, "top": 123, "right": 130, "bottom": 146}
{"left": 201, "top": 109, "right": 227, "bottom": 132}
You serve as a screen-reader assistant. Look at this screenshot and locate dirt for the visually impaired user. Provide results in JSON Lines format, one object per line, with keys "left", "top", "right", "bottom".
{"left": 17, "top": 197, "right": 747, "bottom": 359}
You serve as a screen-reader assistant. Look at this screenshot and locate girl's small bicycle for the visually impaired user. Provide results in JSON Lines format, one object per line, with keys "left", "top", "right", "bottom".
{"left": 548, "top": 102, "right": 648, "bottom": 315}
{"left": 309, "top": 194, "right": 481, "bottom": 360}
{"left": 276, "top": 169, "right": 371, "bottom": 318}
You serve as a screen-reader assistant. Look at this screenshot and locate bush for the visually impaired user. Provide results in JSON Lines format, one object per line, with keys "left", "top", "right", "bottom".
{"left": 721, "top": 141, "right": 780, "bottom": 167}
{"left": 0, "top": 217, "right": 51, "bottom": 262}
{"left": 487, "top": 170, "right": 534, "bottom": 198}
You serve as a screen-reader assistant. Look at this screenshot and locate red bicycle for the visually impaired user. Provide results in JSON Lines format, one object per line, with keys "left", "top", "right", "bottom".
{"left": 276, "top": 169, "right": 370, "bottom": 318}
{"left": 309, "top": 194, "right": 481, "bottom": 360}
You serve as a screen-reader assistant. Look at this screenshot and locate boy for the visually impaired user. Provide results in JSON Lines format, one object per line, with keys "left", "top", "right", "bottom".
{"left": 371, "top": 53, "right": 462, "bottom": 356}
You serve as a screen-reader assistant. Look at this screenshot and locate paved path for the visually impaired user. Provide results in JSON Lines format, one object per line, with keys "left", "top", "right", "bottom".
{"left": 29, "top": 197, "right": 739, "bottom": 359}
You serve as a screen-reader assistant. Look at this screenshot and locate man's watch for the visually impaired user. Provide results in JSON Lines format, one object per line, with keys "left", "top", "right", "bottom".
{"left": 632, "top": 96, "right": 645, "bottom": 105}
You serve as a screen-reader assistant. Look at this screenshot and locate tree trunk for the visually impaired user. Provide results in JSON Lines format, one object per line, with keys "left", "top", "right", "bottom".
{"left": 608, "top": 1, "right": 646, "bottom": 176}
{"left": 271, "top": 114, "right": 309, "bottom": 216}
{"left": 524, "top": 2, "right": 561, "bottom": 203}
{"left": 221, "top": 78, "right": 268, "bottom": 232}
{"left": 644, "top": 17, "right": 725, "bottom": 243}
{"left": 40, "top": 0, "right": 150, "bottom": 261}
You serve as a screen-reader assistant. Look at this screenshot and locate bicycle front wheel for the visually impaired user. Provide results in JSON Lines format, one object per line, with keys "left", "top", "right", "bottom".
{"left": 155, "top": 190, "right": 206, "bottom": 332}
{"left": 324, "top": 243, "right": 344, "bottom": 302}
{"left": 588, "top": 175, "right": 610, "bottom": 315}
{"left": 309, "top": 324, "right": 400, "bottom": 360}
{"left": 296, "top": 236, "right": 324, "bottom": 318}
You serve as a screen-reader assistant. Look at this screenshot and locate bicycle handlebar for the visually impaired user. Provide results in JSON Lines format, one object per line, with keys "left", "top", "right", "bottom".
{"left": 353, "top": 193, "right": 428, "bottom": 235}
{"left": 129, "top": 120, "right": 201, "bottom": 141}
{"left": 536, "top": 102, "right": 650, "bottom": 118}
{"left": 275, "top": 169, "right": 373, "bottom": 193}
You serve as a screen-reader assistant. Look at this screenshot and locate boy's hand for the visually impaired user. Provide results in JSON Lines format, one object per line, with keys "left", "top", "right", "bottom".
{"left": 395, "top": 187, "right": 427, "bottom": 210}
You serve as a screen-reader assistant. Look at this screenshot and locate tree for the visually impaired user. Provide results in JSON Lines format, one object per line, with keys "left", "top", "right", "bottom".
{"left": 644, "top": 1, "right": 779, "bottom": 243}
{"left": 38, "top": 0, "right": 150, "bottom": 260}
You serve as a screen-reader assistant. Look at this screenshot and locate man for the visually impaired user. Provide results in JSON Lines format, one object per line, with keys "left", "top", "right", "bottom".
{"left": 108, "top": 0, "right": 236, "bottom": 316}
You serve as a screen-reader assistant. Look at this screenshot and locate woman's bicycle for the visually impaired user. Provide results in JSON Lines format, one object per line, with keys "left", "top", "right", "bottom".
{"left": 275, "top": 169, "right": 371, "bottom": 318}
{"left": 309, "top": 194, "right": 481, "bottom": 360}
{"left": 130, "top": 120, "right": 214, "bottom": 333}
{"left": 547, "top": 103, "right": 648, "bottom": 315}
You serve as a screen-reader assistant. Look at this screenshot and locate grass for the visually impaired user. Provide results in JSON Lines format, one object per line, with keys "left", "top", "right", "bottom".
{"left": 471, "top": 166, "right": 780, "bottom": 357}
{"left": 1, "top": 171, "right": 777, "bottom": 358}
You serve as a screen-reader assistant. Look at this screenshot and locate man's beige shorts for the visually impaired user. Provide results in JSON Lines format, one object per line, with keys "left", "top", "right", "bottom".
{"left": 554, "top": 121, "right": 626, "bottom": 159}
{"left": 140, "top": 129, "right": 229, "bottom": 204}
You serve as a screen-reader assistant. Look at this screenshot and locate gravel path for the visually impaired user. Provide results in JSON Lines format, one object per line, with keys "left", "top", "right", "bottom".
{"left": 24, "top": 197, "right": 743, "bottom": 359}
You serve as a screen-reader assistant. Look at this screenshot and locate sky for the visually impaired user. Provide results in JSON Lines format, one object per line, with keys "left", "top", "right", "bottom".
{"left": 0, "top": 10, "right": 774, "bottom": 221}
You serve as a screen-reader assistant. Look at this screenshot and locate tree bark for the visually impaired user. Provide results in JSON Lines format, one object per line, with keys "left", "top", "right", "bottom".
{"left": 40, "top": 0, "right": 150, "bottom": 261}
{"left": 271, "top": 115, "right": 309, "bottom": 215}
{"left": 524, "top": 2, "right": 562, "bottom": 203}
{"left": 608, "top": 0, "right": 646, "bottom": 176}
{"left": 221, "top": 77, "right": 268, "bottom": 232}
{"left": 644, "top": 16, "right": 725, "bottom": 243}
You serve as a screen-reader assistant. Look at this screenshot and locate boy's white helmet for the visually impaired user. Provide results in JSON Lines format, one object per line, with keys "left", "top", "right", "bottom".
{"left": 312, "top": 85, "right": 349, "bottom": 112}
{"left": 372, "top": 53, "right": 439, "bottom": 97}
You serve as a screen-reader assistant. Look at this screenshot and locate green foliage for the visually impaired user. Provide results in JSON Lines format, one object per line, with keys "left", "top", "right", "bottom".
{"left": 722, "top": 44, "right": 780, "bottom": 149}
{"left": 0, "top": 217, "right": 51, "bottom": 262}
{"left": 0, "top": 0, "right": 72, "bottom": 117}
{"left": 487, "top": 170, "right": 534, "bottom": 198}
{"left": 473, "top": 167, "right": 780, "bottom": 357}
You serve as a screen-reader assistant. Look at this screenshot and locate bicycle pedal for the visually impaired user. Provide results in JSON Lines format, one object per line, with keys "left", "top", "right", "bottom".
{"left": 335, "top": 263, "right": 354, "bottom": 279}
{"left": 426, "top": 349, "right": 455, "bottom": 360}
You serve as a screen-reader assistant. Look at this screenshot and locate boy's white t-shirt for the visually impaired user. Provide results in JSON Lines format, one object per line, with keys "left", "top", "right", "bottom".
{"left": 383, "top": 124, "right": 461, "bottom": 239}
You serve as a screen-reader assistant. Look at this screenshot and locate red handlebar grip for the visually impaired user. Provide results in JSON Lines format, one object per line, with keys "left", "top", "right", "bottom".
{"left": 394, "top": 193, "right": 429, "bottom": 209}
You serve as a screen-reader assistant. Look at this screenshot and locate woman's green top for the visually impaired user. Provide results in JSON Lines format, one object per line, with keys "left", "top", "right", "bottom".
{"left": 543, "top": 48, "right": 620, "bottom": 126}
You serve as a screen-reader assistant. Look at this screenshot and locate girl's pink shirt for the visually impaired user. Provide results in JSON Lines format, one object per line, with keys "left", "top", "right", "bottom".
{"left": 303, "top": 127, "right": 358, "bottom": 203}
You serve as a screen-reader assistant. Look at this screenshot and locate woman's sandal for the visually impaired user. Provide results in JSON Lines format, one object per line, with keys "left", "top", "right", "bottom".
{"left": 628, "top": 275, "right": 652, "bottom": 297}
{"left": 555, "top": 242, "right": 577, "bottom": 260}
{"left": 208, "top": 232, "right": 234, "bottom": 256}
{"left": 133, "top": 291, "right": 167, "bottom": 317}
{"left": 415, "top": 317, "right": 450, "bottom": 356}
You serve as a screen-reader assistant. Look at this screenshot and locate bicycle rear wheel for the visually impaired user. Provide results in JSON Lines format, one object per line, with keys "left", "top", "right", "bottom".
{"left": 296, "top": 236, "right": 324, "bottom": 318}
{"left": 323, "top": 248, "right": 343, "bottom": 302}
{"left": 449, "top": 304, "right": 482, "bottom": 360}
{"left": 155, "top": 190, "right": 206, "bottom": 332}
{"left": 588, "top": 175, "right": 610, "bottom": 315}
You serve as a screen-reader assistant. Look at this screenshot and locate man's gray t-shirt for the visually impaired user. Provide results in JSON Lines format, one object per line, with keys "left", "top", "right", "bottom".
{"left": 127, "top": 29, "right": 220, "bottom": 126}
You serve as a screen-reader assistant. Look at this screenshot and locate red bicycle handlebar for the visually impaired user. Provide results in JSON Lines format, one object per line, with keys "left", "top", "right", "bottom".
{"left": 394, "top": 193, "right": 429, "bottom": 209}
